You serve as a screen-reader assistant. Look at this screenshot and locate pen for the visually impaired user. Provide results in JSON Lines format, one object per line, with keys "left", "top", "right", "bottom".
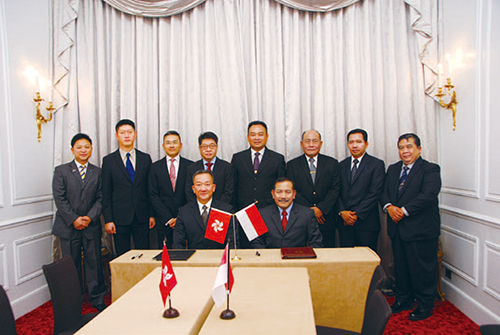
{"left": 137, "top": 253, "right": 143, "bottom": 259}
{"left": 131, "top": 253, "right": 142, "bottom": 259}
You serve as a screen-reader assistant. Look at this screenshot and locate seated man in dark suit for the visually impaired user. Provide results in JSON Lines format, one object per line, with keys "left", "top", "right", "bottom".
{"left": 52, "top": 133, "right": 107, "bottom": 312}
{"left": 185, "top": 131, "right": 234, "bottom": 204}
{"left": 173, "top": 170, "right": 236, "bottom": 249}
{"left": 251, "top": 177, "right": 323, "bottom": 249}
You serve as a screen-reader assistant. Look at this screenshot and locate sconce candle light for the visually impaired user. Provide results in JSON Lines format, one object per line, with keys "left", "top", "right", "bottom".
{"left": 34, "top": 90, "right": 54, "bottom": 142}
{"left": 435, "top": 54, "right": 458, "bottom": 130}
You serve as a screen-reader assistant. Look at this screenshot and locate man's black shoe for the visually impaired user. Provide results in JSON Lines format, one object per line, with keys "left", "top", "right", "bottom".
{"left": 409, "top": 307, "right": 433, "bottom": 321}
{"left": 390, "top": 300, "right": 413, "bottom": 314}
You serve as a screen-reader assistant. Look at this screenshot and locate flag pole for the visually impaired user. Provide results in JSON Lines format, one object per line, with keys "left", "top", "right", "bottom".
{"left": 220, "top": 241, "right": 235, "bottom": 320}
{"left": 231, "top": 215, "right": 241, "bottom": 261}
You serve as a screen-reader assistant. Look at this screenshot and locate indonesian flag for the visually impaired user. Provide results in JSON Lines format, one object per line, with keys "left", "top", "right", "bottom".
{"left": 159, "top": 244, "right": 177, "bottom": 307}
{"left": 204, "top": 208, "right": 232, "bottom": 244}
{"left": 235, "top": 203, "right": 268, "bottom": 241}
{"left": 212, "top": 244, "right": 234, "bottom": 307}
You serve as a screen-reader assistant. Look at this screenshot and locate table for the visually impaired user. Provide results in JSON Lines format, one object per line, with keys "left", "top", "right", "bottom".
{"left": 76, "top": 267, "right": 217, "bottom": 335}
{"left": 110, "top": 247, "right": 380, "bottom": 332}
{"left": 199, "top": 267, "right": 316, "bottom": 335}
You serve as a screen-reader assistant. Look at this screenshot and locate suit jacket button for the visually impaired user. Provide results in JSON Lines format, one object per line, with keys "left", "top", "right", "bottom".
{"left": 313, "top": 192, "right": 316, "bottom": 195}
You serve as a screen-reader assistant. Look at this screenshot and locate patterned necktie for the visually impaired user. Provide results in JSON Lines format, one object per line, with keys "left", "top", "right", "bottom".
{"left": 309, "top": 157, "right": 316, "bottom": 183}
{"left": 201, "top": 205, "right": 208, "bottom": 226}
{"left": 79, "top": 165, "right": 86, "bottom": 181}
{"left": 126, "top": 153, "right": 135, "bottom": 182}
{"left": 206, "top": 162, "right": 213, "bottom": 171}
{"left": 398, "top": 166, "right": 409, "bottom": 196}
{"left": 351, "top": 159, "right": 359, "bottom": 184}
{"left": 253, "top": 152, "right": 260, "bottom": 173}
{"left": 281, "top": 210, "right": 288, "bottom": 232}
{"left": 169, "top": 158, "right": 176, "bottom": 191}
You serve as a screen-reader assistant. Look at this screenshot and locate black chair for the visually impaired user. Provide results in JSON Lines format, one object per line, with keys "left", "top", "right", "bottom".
{"left": 43, "top": 256, "right": 98, "bottom": 335}
{"left": 0, "top": 285, "right": 17, "bottom": 335}
{"left": 480, "top": 324, "right": 500, "bottom": 335}
{"left": 366, "top": 265, "right": 387, "bottom": 306}
{"left": 316, "top": 290, "right": 391, "bottom": 335}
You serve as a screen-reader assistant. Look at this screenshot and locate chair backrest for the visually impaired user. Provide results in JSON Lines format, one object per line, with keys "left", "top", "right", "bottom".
{"left": 480, "top": 324, "right": 500, "bottom": 335}
{"left": 361, "top": 290, "right": 391, "bottom": 335}
{"left": 0, "top": 285, "right": 17, "bottom": 335}
{"left": 42, "top": 256, "right": 82, "bottom": 334}
{"left": 366, "top": 265, "right": 387, "bottom": 306}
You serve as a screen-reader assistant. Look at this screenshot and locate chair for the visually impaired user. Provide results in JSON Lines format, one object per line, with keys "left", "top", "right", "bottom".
{"left": 43, "top": 256, "right": 98, "bottom": 335}
{"left": 316, "top": 290, "right": 391, "bottom": 335}
{"left": 480, "top": 324, "right": 500, "bottom": 335}
{"left": 366, "top": 265, "right": 387, "bottom": 306}
{"left": 0, "top": 285, "right": 17, "bottom": 335}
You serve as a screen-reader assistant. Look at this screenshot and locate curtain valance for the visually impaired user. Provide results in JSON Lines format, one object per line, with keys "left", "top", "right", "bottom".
{"left": 101, "top": 0, "right": 207, "bottom": 17}
{"left": 272, "top": 0, "right": 360, "bottom": 12}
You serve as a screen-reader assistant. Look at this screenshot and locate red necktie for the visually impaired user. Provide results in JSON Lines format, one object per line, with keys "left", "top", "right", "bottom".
{"left": 169, "top": 159, "right": 176, "bottom": 191}
{"left": 281, "top": 210, "right": 287, "bottom": 231}
{"left": 206, "top": 162, "right": 213, "bottom": 171}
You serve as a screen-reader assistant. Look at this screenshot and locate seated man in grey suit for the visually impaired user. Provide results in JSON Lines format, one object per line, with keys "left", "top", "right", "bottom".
{"left": 52, "top": 133, "right": 107, "bottom": 312}
{"left": 173, "top": 170, "right": 236, "bottom": 249}
{"left": 251, "top": 177, "right": 323, "bottom": 249}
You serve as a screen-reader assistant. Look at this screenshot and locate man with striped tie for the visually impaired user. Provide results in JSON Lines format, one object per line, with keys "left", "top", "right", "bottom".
{"left": 380, "top": 133, "right": 441, "bottom": 321}
{"left": 52, "top": 133, "right": 107, "bottom": 312}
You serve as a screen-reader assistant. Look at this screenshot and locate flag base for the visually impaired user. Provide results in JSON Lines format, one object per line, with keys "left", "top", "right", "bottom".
{"left": 220, "top": 308, "right": 236, "bottom": 320}
{"left": 231, "top": 255, "right": 242, "bottom": 261}
{"left": 163, "top": 307, "right": 180, "bottom": 319}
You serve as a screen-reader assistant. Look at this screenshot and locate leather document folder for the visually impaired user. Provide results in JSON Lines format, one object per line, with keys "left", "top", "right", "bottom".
{"left": 280, "top": 247, "right": 317, "bottom": 259}
{"left": 154, "top": 249, "right": 196, "bottom": 261}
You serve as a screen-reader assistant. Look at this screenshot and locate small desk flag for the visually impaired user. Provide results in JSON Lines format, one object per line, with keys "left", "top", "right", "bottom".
{"left": 235, "top": 203, "right": 268, "bottom": 241}
{"left": 205, "top": 208, "right": 232, "bottom": 244}
{"left": 212, "top": 244, "right": 234, "bottom": 307}
{"left": 159, "top": 244, "right": 177, "bottom": 307}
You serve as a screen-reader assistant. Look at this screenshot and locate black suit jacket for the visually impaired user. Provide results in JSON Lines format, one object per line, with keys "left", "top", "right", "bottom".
{"left": 286, "top": 154, "right": 340, "bottom": 231}
{"left": 231, "top": 148, "right": 286, "bottom": 210}
{"left": 52, "top": 161, "right": 102, "bottom": 240}
{"left": 102, "top": 149, "right": 152, "bottom": 225}
{"left": 149, "top": 156, "right": 193, "bottom": 228}
{"left": 380, "top": 156, "right": 441, "bottom": 241}
{"left": 172, "top": 200, "right": 235, "bottom": 249}
{"left": 338, "top": 154, "right": 386, "bottom": 231}
{"left": 185, "top": 158, "right": 234, "bottom": 204}
{"left": 252, "top": 203, "right": 323, "bottom": 248}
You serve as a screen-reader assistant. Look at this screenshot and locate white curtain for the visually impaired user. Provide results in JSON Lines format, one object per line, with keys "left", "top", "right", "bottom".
{"left": 52, "top": 0, "right": 439, "bottom": 168}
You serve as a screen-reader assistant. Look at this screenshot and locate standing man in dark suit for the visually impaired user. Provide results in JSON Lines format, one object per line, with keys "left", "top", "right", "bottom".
{"left": 337, "top": 129, "right": 385, "bottom": 251}
{"left": 380, "top": 133, "right": 441, "bottom": 321}
{"left": 149, "top": 131, "right": 193, "bottom": 249}
{"left": 286, "top": 130, "right": 340, "bottom": 247}
{"left": 251, "top": 177, "right": 323, "bottom": 249}
{"left": 185, "top": 131, "right": 234, "bottom": 204}
{"left": 173, "top": 170, "right": 235, "bottom": 249}
{"left": 102, "top": 119, "right": 155, "bottom": 256}
{"left": 52, "top": 133, "right": 107, "bottom": 312}
{"left": 231, "top": 121, "right": 286, "bottom": 247}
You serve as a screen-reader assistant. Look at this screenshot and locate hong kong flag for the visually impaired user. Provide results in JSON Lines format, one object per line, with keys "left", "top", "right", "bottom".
{"left": 159, "top": 244, "right": 177, "bottom": 306}
{"left": 204, "top": 208, "right": 232, "bottom": 244}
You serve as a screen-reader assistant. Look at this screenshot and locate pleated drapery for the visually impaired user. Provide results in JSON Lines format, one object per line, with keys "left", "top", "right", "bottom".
{"left": 52, "top": 0, "right": 439, "bottom": 167}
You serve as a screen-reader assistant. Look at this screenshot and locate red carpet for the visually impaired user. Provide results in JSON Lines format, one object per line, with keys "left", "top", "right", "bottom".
{"left": 15, "top": 293, "right": 480, "bottom": 334}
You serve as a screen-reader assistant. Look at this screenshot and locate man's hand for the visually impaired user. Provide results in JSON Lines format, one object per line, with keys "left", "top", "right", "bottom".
{"left": 341, "top": 210, "right": 357, "bottom": 226}
{"left": 105, "top": 222, "right": 116, "bottom": 234}
{"left": 149, "top": 217, "right": 156, "bottom": 229}
{"left": 387, "top": 205, "right": 405, "bottom": 223}
{"left": 166, "top": 218, "right": 177, "bottom": 228}
{"left": 311, "top": 207, "right": 325, "bottom": 224}
{"left": 73, "top": 216, "right": 90, "bottom": 230}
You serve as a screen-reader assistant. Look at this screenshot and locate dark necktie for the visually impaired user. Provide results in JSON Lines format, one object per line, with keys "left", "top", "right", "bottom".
{"left": 206, "top": 162, "right": 213, "bottom": 171}
{"left": 126, "top": 153, "right": 135, "bottom": 182}
{"left": 201, "top": 205, "right": 208, "bottom": 226}
{"left": 281, "top": 210, "right": 287, "bottom": 232}
{"left": 309, "top": 158, "right": 316, "bottom": 183}
{"left": 398, "top": 166, "right": 409, "bottom": 196}
{"left": 253, "top": 152, "right": 260, "bottom": 173}
{"left": 351, "top": 159, "right": 359, "bottom": 185}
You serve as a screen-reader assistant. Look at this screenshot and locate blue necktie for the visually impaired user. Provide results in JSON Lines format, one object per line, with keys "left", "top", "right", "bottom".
{"left": 397, "top": 166, "right": 409, "bottom": 196}
{"left": 126, "top": 152, "right": 135, "bottom": 182}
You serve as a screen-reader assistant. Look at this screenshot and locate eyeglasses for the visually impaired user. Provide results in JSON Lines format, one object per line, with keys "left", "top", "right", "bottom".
{"left": 200, "top": 144, "right": 217, "bottom": 150}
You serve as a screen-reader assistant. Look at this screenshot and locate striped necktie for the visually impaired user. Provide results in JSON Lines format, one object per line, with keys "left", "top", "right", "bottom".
{"left": 79, "top": 165, "right": 86, "bottom": 181}
{"left": 398, "top": 166, "right": 409, "bottom": 196}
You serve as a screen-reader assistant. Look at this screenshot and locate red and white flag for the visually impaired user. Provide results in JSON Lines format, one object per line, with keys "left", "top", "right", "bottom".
{"left": 212, "top": 244, "right": 234, "bottom": 307}
{"left": 235, "top": 203, "right": 268, "bottom": 241}
{"left": 205, "top": 208, "right": 232, "bottom": 244}
{"left": 159, "top": 244, "right": 177, "bottom": 307}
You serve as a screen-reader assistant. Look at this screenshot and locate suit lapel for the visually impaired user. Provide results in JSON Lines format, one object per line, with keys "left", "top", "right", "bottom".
{"left": 113, "top": 150, "right": 132, "bottom": 183}
{"left": 284, "top": 204, "right": 299, "bottom": 234}
{"left": 257, "top": 148, "right": 272, "bottom": 174}
{"left": 300, "top": 155, "right": 315, "bottom": 188}
{"left": 243, "top": 149, "right": 255, "bottom": 175}
{"left": 397, "top": 157, "right": 422, "bottom": 199}
{"left": 69, "top": 162, "right": 84, "bottom": 185}
{"left": 162, "top": 157, "right": 175, "bottom": 192}
{"left": 270, "top": 206, "right": 285, "bottom": 236}
{"left": 351, "top": 154, "right": 369, "bottom": 185}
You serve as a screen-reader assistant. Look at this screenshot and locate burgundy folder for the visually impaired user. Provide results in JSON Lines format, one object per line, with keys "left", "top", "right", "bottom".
{"left": 280, "top": 247, "right": 317, "bottom": 259}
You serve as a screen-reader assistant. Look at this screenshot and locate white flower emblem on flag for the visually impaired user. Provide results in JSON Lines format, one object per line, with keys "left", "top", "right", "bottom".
{"left": 212, "top": 219, "right": 224, "bottom": 232}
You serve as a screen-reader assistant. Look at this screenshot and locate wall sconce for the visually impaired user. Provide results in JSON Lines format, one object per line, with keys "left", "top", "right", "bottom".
{"left": 25, "top": 67, "right": 54, "bottom": 142}
{"left": 435, "top": 55, "right": 457, "bottom": 130}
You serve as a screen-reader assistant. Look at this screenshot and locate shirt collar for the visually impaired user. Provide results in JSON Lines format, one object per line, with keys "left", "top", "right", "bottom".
{"left": 197, "top": 199, "right": 213, "bottom": 213}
